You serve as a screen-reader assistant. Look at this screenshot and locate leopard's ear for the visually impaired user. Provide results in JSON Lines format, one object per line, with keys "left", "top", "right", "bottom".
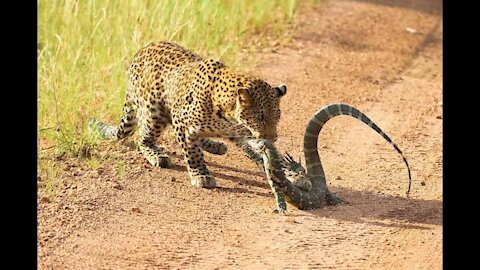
{"left": 275, "top": 84, "right": 287, "bottom": 97}
{"left": 238, "top": 88, "right": 253, "bottom": 107}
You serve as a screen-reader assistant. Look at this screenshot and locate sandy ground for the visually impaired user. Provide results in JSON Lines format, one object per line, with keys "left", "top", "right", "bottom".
{"left": 38, "top": 0, "right": 443, "bottom": 269}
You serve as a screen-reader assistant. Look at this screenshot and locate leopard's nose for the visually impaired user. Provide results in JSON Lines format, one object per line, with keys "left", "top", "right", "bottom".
{"left": 253, "top": 130, "right": 277, "bottom": 142}
{"left": 263, "top": 126, "right": 278, "bottom": 142}
{"left": 263, "top": 132, "right": 277, "bottom": 142}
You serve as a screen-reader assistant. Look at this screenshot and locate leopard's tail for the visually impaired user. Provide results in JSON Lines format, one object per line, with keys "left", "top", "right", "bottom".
{"left": 88, "top": 97, "right": 137, "bottom": 140}
{"left": 304, "top": 103, "right": 412, "bottom": 195}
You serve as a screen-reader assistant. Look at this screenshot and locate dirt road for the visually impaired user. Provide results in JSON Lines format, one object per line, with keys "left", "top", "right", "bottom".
{"left": 38, "top": 0, "right": 442, "bottom": 269}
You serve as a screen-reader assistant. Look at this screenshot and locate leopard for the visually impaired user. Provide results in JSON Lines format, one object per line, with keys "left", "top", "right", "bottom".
{"left": 89, "top": 41, "right": 287, "bottom": 189}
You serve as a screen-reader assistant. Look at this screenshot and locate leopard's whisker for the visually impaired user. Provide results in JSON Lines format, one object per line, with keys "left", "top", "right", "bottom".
{"left": 223, "top": 124, "right": 249, "bottom": 133}
{"left": 220, "top": 135, "right": 256, "bottom": 140}
{"left": 224, "top": 128, "right": 252, "bottom": 138}
{"left": 221, "top": 135, "right": 255, "bottom": 139}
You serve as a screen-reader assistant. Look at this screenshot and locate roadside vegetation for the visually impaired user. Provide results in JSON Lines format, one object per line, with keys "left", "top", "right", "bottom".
{"left": 38, "top": 0, "right": 317, "bottom": 195}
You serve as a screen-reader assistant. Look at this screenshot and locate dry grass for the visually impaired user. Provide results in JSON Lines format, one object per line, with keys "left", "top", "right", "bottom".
{"left": 37, "top": 0, "right": 317, "bottom": 163}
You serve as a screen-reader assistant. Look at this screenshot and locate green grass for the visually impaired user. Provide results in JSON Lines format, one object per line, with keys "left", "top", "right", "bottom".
{"left": 37, "top": 159, "right": 63, "bottom": 198}
{"left": 38, "top": 0, "right": 314, "bottom": 158}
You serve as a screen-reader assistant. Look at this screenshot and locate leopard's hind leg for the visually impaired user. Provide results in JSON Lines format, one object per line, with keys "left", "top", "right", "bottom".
{"left": 137, "top": 103, "right": 173, "bottom": 168}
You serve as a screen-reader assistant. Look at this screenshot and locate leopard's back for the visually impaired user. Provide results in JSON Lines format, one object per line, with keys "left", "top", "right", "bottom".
{"left": 127, "top": 41, "right": 203, "bottom": 100}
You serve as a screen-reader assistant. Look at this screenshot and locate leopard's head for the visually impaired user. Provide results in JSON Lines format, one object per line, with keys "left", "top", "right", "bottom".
{"left": 234, "top": 79, "right": 287, "bottom": 142}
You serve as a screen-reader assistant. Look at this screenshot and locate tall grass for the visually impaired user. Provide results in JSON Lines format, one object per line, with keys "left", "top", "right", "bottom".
{"left": 38, "top": 0, "right": 306, "bottom": 157}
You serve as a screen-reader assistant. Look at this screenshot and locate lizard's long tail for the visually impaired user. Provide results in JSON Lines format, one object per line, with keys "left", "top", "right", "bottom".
{"left": 303, "top": 103, "right": 411, "bottom": 195}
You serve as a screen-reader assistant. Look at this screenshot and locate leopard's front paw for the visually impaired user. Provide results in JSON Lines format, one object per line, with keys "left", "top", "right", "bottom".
{"left": 190, "top": 175, "right": 217, "bottom": 189}
{"left": 145, "top": 154, "right": 173, "bottom": 168}
{"left": 202, "top": 140, "right": 228, "bottom": 155}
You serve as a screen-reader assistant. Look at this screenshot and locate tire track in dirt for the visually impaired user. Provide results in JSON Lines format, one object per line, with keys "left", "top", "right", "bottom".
{"left": 38, "top": 0, "right": 442, "bottom": 269}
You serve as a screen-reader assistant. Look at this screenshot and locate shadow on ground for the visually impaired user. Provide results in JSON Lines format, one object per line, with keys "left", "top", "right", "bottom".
{"left": 306, "top": 185, "right": 442, "bottom": 229}
{"left": 198, "top": 161, "right": 442, "bottom": 229}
